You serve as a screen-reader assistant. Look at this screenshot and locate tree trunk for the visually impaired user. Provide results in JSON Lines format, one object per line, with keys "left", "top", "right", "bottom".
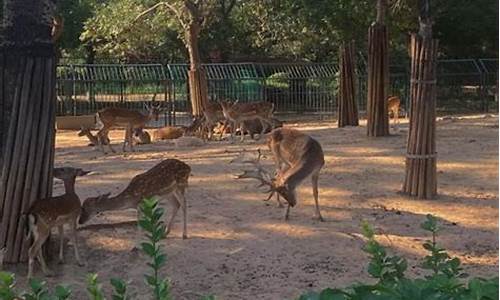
{"left": 402, "top": 0, "right": 438, "bottom": 199}
{"left": 0, "top": 0, "right": 56, "bottom": 263}
{"left": 338, "top": 41, "right": 359, "bottom": 127}
{"left": 186, "top": 22, "right": 208, "bottom": 117}
{"left": 367, "top": 0, "right": 390, "bottom": 136}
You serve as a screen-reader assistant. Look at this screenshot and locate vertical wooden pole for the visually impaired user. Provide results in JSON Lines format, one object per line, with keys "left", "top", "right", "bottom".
{"left": 0, "top": 0, "right": 56, "bottom": 262}
{"left": 338, "top": 41, "right": 359, "bottom": 127}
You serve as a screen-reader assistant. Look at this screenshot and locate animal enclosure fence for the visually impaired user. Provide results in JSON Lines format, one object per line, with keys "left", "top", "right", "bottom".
{"left": 56, "top": 59, "right": 498, "bottom": 126}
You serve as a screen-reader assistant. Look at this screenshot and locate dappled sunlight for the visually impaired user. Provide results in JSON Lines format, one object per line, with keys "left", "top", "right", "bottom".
{"left": 86, "top": 235, "right": 135, "bottom": 251}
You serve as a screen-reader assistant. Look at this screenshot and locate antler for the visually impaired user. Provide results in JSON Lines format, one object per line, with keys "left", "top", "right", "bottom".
{"left": 233, "top": 149, "right": 277, "bottom": 200}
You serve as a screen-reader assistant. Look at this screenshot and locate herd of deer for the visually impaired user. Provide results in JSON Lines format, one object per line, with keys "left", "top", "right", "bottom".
{"left": 22, "top": 97, "right": 402, "bottom": 278}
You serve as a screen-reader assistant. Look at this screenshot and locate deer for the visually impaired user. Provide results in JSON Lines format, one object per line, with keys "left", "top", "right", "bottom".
{"left": 151, "top": 117, "right": 204, "bottom": 141}
{"left": 201, "top": 102, "right": 227, "bottom": 141}
{"left": 78, "top": 126, "right": 110, "bottom": 147}
{"left": 95, "top": 98, "right": 162, "bottom": 153}
{"left": 79, "top": 159, "right": 191, "bottom": 239}
{"left": 25, "top": 167, "right": 91, "bottom": 279}
{"left": 388, "top": 96, "right": 401, "bottom": 128}
{"left": 235, "top": 128, "right": 325, "bottom": 221}
{"left": 133, "top": 128, "right": 152, "bottom": 145}
{"left": 239, "top": 117, "right": 283, "bottom": 140}
{"left": 219, "top": 100, "right": 274, "bottom": 142}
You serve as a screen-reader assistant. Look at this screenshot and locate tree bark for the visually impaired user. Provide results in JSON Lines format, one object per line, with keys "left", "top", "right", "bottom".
{"left": 338, "top": 41, "right": 359, "bottom": 127}
{"left": 186, "top": 21, "right": 208, "bottom": 117}
{"left": 0, "top": 0, "right": 56, "bottom": 263}
{"left": 367, "top": 0, "right": 390, "bottom": 137}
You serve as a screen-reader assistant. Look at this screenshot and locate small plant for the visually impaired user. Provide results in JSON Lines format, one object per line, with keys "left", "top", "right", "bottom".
{"left": 298, "top": 215, "right": 499, "bottom": 300}
{"left": 138, "top": 197, "right": 170, "bottom": 300}
{"left": 87, "top": 274, "right": 106, "bottom": 300}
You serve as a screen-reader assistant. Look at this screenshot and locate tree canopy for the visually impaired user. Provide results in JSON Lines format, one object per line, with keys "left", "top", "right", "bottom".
{"left": 51, "top": 0, "right": 498, "bottom": 62}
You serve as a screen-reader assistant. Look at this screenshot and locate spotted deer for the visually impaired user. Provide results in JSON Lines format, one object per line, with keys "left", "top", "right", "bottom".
{"left": 25, "top": 167, "right": 90, "bottom": 279}
{"left": 79, "top": 159, "right": 191, "bottom": 239}
{"left": 78, "top": 126, "right": 110, "bottom": 147}
{"left": 388, "top": 96, "right": 401, "bottom": 128}
{"left": 96, "top": 98, "right": 162, "bottom": 153}
{"left": 235, "top": 128, "right": 325, "bottom": 221}
{"left": 219, "top": 100, "right": 274, "bottom": 142}
{"left": 201, "top": 102, "right": 227, "bottom": 141}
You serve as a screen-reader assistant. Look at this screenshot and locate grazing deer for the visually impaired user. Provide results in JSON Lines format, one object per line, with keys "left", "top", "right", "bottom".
{"left": 236, "top": 128, "right": 324, "bottom": 221}
{"left": 219, "top": 100, "right": 274, "bottom": 142}
{"left": 78, "top": 126, "right": 110, "bottom": 147}
{"left": 79, "top": 159, "right": 191, "bottom": 239}
{"left": 26, "top": 167, "right": 90, "bottom": 279}
{"left": 96, "top": 99, "right": 162, "bottom": 153}
{"left": 133, "top": 128, "right": 152, "bottom": 145}
{"left": 388, "top": 96, "right": 401, "bottom": 128}
{"left": 240, "top": 117, "right": 283, "bottom": 140}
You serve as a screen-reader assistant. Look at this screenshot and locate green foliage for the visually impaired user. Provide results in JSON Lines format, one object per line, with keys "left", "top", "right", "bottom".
{"left": 87, "top": 274, "right": 106, "bottom": 300}
{"left": 299, "top": 215, "right": 499, "bottom": 300}
{"left": 110, "top": 278, "right": 129, "bottom": 300}
{"left": 138, "top": 197, "right": 171, "bottom": 300}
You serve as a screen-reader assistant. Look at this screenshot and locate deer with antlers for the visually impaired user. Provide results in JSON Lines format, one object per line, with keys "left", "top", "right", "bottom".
{"left": 95, "top": 97, "right": 162, "bottom": 153}
{"left": 79, "top": 159, "right": 191, "bottom": 239}
{"left": 235, "top": 128, "right": 325, "bottom": 221}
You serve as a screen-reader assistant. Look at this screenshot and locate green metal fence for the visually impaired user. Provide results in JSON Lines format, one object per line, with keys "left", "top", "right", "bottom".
{"left": 56, "top": 59, "right": 499, "bottom": 126}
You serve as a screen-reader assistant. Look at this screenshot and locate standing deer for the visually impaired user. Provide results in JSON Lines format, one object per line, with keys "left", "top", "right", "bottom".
{"left": 79, "top": 159, "right": 191, "bottom": 239}
{"left": 236, "top": 128, "right": 325, "bottom": 221}
{"left": 201, "top": 102, "right": 227, "bottom": 141}
{"left": 219, "top": 100, "right": 274, "bottom": 142}
{"left": 96, "top": 98, "right": 162, "bottom": 153}
{"left": 388, "top": 96, "right": 401, "bottom": 128}
{"left": 25, "top": 167, "right": 90, "bottom": 279}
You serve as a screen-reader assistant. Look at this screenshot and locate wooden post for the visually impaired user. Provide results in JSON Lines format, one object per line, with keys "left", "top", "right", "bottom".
{"left": 402, "top": 0, "right": 438, "bottom": 199}
{"left": 0, "top": 0, "right": 56, "bottom": 263}
{"left": 366, "top": 0, "right": 390, "bottom": 136}
{"left": 338, "top": 41, "right": 359, "bottom": 127}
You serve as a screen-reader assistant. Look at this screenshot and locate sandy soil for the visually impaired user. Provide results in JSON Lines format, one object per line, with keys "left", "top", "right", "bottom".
{"left": 6, "top": 115, "right": 499, "bottom": 299}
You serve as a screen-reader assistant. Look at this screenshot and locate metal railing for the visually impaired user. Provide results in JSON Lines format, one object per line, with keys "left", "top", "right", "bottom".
{"left": 56, "top": 59, "right": 499, "bottom": 125}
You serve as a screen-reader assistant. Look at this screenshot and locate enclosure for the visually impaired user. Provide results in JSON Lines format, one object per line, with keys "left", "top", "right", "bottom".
{"left": 55, "top": 58, "right": 499, "bottom": 126}
{"left": 6, "top": 114, "right": 497, "bottom": 299}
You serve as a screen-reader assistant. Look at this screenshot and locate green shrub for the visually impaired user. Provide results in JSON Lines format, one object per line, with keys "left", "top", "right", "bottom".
{"left": 298, "top": 214, "right": 499, "bottom": 300}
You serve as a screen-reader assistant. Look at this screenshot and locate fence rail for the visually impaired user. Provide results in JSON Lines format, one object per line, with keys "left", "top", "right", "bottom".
{"left": 56, "top": 59, "right": 499, "bottom": 125}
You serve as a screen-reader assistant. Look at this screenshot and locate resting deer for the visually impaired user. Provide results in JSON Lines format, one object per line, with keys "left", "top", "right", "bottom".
{"left": 388, "top": 96, "right": 401, "bottom": 128}
{"left": 235, "top": 128, "right": 325, "bottom": 221}
{"left": 78, "top": 126, "right": 110, "bottom": 147}
{"left": 26, "top": 167, "right": 90, "bottom": 279}
{"left": 133, "top": 128, "right": 152, "bottom": 145}
{"left": 219, "top": 100, "right": 274, "bottom": 142}
{"left": 96, "top": 98, "right": 162, "bottom": 153}
{"left": 79, "top": 159, "right": 191, "bottom": 239}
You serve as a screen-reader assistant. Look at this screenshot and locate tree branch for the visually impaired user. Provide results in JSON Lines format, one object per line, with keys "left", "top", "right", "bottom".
{"left": 135, "top": 1, "right": 187, "bottom": 29}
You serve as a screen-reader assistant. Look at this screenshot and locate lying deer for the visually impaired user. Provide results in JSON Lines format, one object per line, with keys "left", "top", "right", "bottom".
{"left": 219, "top": 100, "right": 274, "bottom": 142}
{"left": 236, "top": 128, "right": 325, "bottom": 221}
{"left": 96, "top": 99, "right": 162, "bottom": 153}
{"left": 78, "top": 126, "right": 110, "bottom": 147}
{"left": 133, "top": 128, "right": 152, "bottom": 145}
{"left": 26, "top": 167, "right": 90, "bottom": 278}
{"left": 79, "top": 159, "right": 191, "bottom": 239}
{"left": 152, "top": 118, "right": 203, "bottom": 141}
{"left": 388, "top": 96, "right": 401, "bottom": 128}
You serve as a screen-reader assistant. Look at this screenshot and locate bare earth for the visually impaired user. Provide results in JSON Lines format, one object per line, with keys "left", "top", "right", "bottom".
{"left": 7, "top": 115, "right": 499, "bottom": 299}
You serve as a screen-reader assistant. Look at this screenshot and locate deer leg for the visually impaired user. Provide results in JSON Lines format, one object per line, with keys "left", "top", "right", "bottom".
{"left": 97, "top": 129, "right": 107, "bottom": 154}
{"left": 276, "top": 193, "right": 284, "bottom": 208}
{"left": 70, "top": 220, "right": 84, "bottom": 266}
{"left": 28, "top": 227, "right": 51, "bottom": 278}
{"left": 258, "top": 118, "right": 269, "bottom": 140}
{"left": 284, "top": 204, "right": 291, "bottom": 221}
{"left": 58, "top": 225, "right": 64, "bottom": 263}
{"left": 122, "top": 126, "right": 130, "bottom": 152}
{"left": 311, "top": 172, "right": 324, "bottom": 222}
{"left": 166, "top": 195, "right": 180, "bottom": 237}
{"left": 179, "top": 188, "right": 188, "bottom": 239}
{"left": 240, "top": 122, "right": 247, "bottom": 142}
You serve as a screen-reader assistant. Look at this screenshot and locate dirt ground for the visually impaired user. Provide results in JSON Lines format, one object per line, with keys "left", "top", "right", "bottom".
{"left": 6, "top": 114, "right": 499, "bottom": 299}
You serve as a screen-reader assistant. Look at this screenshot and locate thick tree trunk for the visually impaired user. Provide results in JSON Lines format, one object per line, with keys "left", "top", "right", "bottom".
{"left": 0, "top": 0, "right": 56, "bottom": 263}
{"left": 338, "top": 41, "right": 359, "bottom": 127}
{"left": 186, "top": 23, "right": 208, "bottom": 117}
{"left": 402, "top": 1, "right": 438, "bottom": 199}
{"left": 367, "top": 0, "right": 390, "bottom": 136}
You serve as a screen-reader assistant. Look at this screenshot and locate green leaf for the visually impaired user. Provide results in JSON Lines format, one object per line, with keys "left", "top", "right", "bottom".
{"left": 55, "top": 285, "right": 72, "bottom": 299}
{"left": 154, "top": 254, "right": 167, "bottom": 268}
{"left": 141, "top": 242, "right": 157, "bottom": 257}
{"left": 319, "top": 288, "right": 348, "bottom": 300}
